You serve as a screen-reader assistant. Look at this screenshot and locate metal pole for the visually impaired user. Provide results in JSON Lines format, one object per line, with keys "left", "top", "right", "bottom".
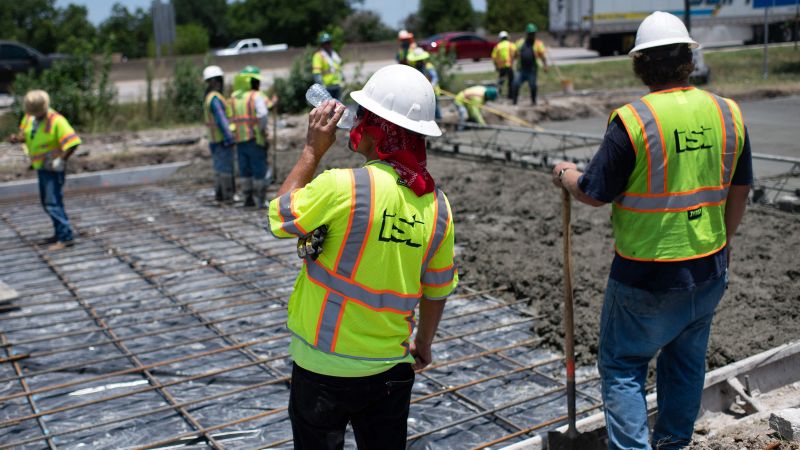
{"left": 795, "top": 0, "right": 798, "bottom": 50}
{"left": 684, "top": 0, "right": 692, "bottom": 32}
{"left": 763, "top": 3, "right": 770, "bottom": 79}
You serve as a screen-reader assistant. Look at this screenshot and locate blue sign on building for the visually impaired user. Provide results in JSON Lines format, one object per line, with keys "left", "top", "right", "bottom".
{"left": 753, "top": 0, "right": 799, "bottom": 8}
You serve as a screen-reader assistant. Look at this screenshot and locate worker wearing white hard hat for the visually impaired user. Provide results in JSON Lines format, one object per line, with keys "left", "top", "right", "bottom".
{"left": 491, "top": 30, "right": 516, "bottom": 98}
{"left": 552, "top": 11, "right": 752, "bottom": 450}
{"left": 396, "top": 29, "right": 417, "bottom": 65}
{"left": 267, "top": 64, "right": 456, "bottom": 448}
{"left": 202, "top": 65, "right": 236, "bottom": 203}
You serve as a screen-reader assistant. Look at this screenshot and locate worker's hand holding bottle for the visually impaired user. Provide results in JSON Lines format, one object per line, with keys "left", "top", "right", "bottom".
{"left": 304, "top": 100, "right": 345, "bottom": 160}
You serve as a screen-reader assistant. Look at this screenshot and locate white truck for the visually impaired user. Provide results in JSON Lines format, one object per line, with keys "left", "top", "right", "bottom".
{"left": 214, "top": 38, "right": 289, "bottom": 57}
{"left": 550, "top": 0, "right": 799, "bottom": 55}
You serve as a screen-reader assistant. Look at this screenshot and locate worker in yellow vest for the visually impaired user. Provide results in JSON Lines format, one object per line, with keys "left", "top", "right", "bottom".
{"left": 407, "top": 47, "right": 442, "bottom": 119}
{"left": 396, "top": 29, "right": 417, "bottom": 65}
{"left": 229, "top": 66, "right": 272, "bottom": 208}
{"left": 512, "top": 23, "right": 548, "bottom": 105}
{"left": 454, "top": 85, "right": 497, "bottom": 126}
{"left": 552, "top": 12, "right": 752, "bottom": 450}
{"left": 491, "top": 31, "right": 516, "bottom": 98}
{"left": 7, "top": 90, "right": 81, "bottom": 251}
{"left": 202, "top": 65, "right": 236, "bottom": 203}
{"left": 312, "top": 32, "right": 343, "bottom": 100}
{"left": 268, "top": 64, "right": 457, "bottom": 449}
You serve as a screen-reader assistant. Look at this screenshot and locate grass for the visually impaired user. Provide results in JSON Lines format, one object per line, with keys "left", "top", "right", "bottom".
{"left": 447, "top": 45, "right": 800, "bottom": 97}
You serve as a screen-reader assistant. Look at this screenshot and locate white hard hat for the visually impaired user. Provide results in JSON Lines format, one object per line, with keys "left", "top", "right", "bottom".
{"left": 203, "top": 65, "right": 224, "bottom": 80}
{"left": 498, "top": 31, "right": 509, "bottom": 39}
{"left": 629, "top": 11, "right": 699, "bottom": 55}
{"left": 398, "top": 29, "right": 414, "bottom": 40}
{"left": 350, "top": 64, "right": 441, "bottom": 137}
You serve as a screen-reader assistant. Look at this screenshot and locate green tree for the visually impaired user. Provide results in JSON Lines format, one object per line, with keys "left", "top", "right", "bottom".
{"left": 0, "top": 0, "right": 60, "bottom": 53}
{"left": 174, "top": 23, "right": 209, "bottom": 55}
{"left": 227, "top": 0, "right": 353, "bottom": 47}
{"left": 340, "top": 11, "right": 395, "bottom": 43}
{"left": 98, "top": 3, "right": 152, "bottom": 59}
{"left": 485, "top": 0, "right": 548, "bottom": 35}
{"left": 271, "top": 47, "right": 316, "bottom": 114}
{"left": 418, "top": 0, "right": 475, "bottom": 37}
{"left": 164, "top": 58, "right": 205, "bottom": 122}
{"left": 55, "top": 4, "right": 96, "bottom": 52}
{"left": 173, "top": 0, "right": 229, "bottom": 47}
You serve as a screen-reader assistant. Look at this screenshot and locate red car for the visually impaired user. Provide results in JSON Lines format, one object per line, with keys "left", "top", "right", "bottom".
{"left": 419, "top": 32, "right": 496, "bottom": 61}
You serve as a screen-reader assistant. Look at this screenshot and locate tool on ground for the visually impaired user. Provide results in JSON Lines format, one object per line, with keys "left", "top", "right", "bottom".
{"left": 547, "top": 189, "right": 603, "bottom": 450}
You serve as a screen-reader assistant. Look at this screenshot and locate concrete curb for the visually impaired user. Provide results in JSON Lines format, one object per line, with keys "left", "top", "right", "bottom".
{"left": 0, "top": 161, "right": 191, "bottom": 200}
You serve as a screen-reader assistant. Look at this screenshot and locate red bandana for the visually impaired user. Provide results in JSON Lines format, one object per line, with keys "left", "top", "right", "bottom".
{"left": 348, "top": 110, "right": 435, "bottom": 196}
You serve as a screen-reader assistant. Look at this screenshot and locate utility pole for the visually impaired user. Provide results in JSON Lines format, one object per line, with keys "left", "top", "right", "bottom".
{"left": 684, "top": 0, "right": 692, "bottom": 32}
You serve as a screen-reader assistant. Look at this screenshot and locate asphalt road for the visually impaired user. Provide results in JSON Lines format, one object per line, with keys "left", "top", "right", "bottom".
{"left": 114, "top": 47, "right": 599, "bottom": 103}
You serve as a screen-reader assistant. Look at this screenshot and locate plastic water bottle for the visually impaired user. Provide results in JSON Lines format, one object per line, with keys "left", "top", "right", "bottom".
{"left": 305, "top": 83, "right": 355, "bottom": 129}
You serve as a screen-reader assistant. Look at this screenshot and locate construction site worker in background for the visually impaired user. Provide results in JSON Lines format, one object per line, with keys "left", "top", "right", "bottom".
{"left": 7, "top": 90, "right": 81, "bottom": 251}
{"left": 407, "top": 47, "right": 442, "bottom": 119}
{"left": 491, "top": 31, "right": 516, "bottom": 99}
{"left": 454, "top": 85, "right": 497, "bottom": 126}
{"left": 512, "top": 23, "right": 548, "bottom": 105}
{"left": 203, "top": 65, "right": 236, "bottom": 203}
{"left": 395, "top": 29, "right": 417, "bottom": 65}
{"left": 230, "top": 65, "right": 272, "bottom": 208}
{"left": 312, "top": 32, "right": 344, "bottom": 100}
{"left": 268, "top": 64, "right": 457, "bottom": 449}
{"left": 552, "top": 11, "right": 752, "bottom": 450}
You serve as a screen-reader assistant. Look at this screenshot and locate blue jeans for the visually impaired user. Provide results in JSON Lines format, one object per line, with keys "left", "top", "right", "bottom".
{"left": 209, "top": 142, "right": 235, "bottom": 174}
{"left": 37, "top": 169, "right": 73, "bottom": 242}
{"left": 237, "top": 139, "right": 267, "bottom": 179}
{"left": 512, "top": 69, "right": 538, "bottom": 105}
{"left": 599, "top": 274, "right": 726, "bottom": 450}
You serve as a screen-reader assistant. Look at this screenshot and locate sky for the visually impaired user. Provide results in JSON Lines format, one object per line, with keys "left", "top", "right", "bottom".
{"left": 56, "top": 0, "right": 488, "bottom": 30}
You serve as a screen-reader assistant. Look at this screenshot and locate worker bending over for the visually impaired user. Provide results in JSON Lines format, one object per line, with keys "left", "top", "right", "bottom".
{"left": 8, "top": 90, "right": 81, "bottom": 251}
{"left": 513, "top": 23, "right": 548, "bottom": 105}
{"left": 230, "top": 66, "right": 271, "bottom": 208}
{"left": 407, "top": 48, "right": 442, "bottom": 119}
{"left": 454, "top": 85, "right": 497, "bottom": 126}
{"left": 312, "top": 33, "right": 344, "bottom": 100}
{"left": 552, "top": 12, "right": 752, "bottom": 450}
{"left": 268, "top": 64, "right": 457, "bottom": 450}
{"left": 203, "top": 65, "right": 236, "bottom": 203}
{"left": 491, "top": 31, "right": 516, "bottom": 99}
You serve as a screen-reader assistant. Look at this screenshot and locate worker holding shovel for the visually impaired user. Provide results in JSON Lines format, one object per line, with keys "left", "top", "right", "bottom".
{"left": 552, "top": 11, "right": 753, "bottom": 450}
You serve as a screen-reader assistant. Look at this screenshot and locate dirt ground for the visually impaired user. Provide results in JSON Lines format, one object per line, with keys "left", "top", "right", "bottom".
{"left": 2, "top": 89, "right": 798, "bottom": 447}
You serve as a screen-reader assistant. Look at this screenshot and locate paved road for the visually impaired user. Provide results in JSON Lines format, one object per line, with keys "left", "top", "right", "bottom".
{"left": 114, "top": 47, "right": 599, "bottom": 103}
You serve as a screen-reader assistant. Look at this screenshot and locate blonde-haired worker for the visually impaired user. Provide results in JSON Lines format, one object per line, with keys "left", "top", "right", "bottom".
{"left": 8, "top": 90, "right": 82, "bottom": 250}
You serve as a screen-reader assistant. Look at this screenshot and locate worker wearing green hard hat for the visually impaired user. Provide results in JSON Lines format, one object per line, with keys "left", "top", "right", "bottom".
{"left": 454, "top": 85, "right": 497, "bottom": 126}
{"left": 513, "top": 22, "right": 548, "bottom": 105}
{"left": 312, "top": 32, "right": 343, "bottom": 99}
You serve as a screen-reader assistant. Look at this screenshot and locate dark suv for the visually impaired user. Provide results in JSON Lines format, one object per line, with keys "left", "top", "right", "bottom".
{"left": 0, "top": 41, "right": 55, "bottom": 92}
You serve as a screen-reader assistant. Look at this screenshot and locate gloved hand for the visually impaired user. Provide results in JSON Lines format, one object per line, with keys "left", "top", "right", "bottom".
{"left": 50, "top": 157, "right": 65, "bottom": 172}
{"left": 297, "top": 225, "right": 328, "bottom": 261}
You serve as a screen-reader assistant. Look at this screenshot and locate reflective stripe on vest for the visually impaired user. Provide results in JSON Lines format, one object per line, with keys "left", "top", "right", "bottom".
{"left": 295, "top": 166, "right": 451, "bottom": 359}
{"left": 230, "top": 91, "right": 262, "bottom": 144}
{"left": 614, "top": 92, "right": 740, "bottom": 212}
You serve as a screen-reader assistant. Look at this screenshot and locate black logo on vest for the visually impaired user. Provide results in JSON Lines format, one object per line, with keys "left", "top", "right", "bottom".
{"left": 378, "top": 210, "right": 424, "bottom": 248}
{"left": 687, "top": 207, "right": 702, "bottom": 221}
{"left": 675, "top": 126, "right": 713, "bottom": 154}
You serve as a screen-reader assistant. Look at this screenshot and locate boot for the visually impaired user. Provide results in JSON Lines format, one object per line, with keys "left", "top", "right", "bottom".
{"left": 213, "top": 172, "right": 223, "bottom": 202}
{"left": 241, "top": 177, "right": 255, "bottom": 207}
{"left": 218, "top": 172, "right": 235, "bottom": 203}
{"left": 253, "top": 178, "right": 267, "bottom": 209}
{"left": 265, "top": 165, "right": 274, "bottom": 186}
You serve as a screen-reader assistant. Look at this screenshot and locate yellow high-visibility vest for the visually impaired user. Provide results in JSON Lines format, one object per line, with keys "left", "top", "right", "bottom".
{"left": 229, "top": 90, "right": 266, "bottom": 146}
{"left": 312, "top": 49, "right": 343, "bottom": 87}
{"left": 610, "top": 87, "right": 745, "bottom": 261}
{"left": 203, "top": 91, "right": 231, "bottom": 144}
{"left": 268, "top": 162, "right": 458, "bottom": 361}
{"left": 492, "top": 40, "right": 516, "bottom": 68}
{"left": 19, "top": 109, "right": 81, "bottom": 170}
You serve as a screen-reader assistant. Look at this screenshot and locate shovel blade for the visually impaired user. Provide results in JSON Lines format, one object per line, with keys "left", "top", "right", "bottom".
{"left": 547, "top": 429, "right": 607, "bottom": 450}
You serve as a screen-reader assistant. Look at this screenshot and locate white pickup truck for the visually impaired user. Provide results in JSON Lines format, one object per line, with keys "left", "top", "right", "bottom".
{"left": 214, "top": 38, "right": 289, "bottom": 57}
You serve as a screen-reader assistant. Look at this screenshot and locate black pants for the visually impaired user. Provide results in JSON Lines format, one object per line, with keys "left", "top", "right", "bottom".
{"left": 497, "top": 67, "right": 514, "bottom": 99}
{"left": 289, "top": 362, "right": 415, "bottom": 450}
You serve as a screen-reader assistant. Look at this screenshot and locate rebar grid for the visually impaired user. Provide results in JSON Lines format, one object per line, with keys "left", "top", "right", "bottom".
{"left": 0, "top": 182, "right": 604, "bottom": 449}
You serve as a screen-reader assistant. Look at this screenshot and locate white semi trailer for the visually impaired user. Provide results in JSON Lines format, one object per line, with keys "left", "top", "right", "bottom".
{"left": 550, "top": 0, "right": 799, "bottom": 55}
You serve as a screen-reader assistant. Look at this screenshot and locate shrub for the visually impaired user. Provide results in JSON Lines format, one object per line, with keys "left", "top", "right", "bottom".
{"left": 272, "top": 47, "right": 316, "bottom": 114}
{"left": 164, "top": 58, "right": 205, "bottom": 123}
{"left": 430, "top": 48, "right": 459, "bottom": 92}
{"left": 175, "top": 23, "right": 210, "bottom": 56}
{"left": 12, "top": 40, "right": 116, "bottom": 131}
